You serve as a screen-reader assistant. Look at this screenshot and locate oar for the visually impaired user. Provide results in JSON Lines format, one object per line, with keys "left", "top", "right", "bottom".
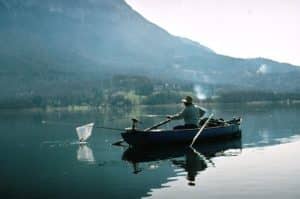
{"left": 113, "top": 119, "right": 171, "bottom": 146}
{"left": 189, "top": 145, "right": 215, "bottom": 167}
{"left": 144, "top": 118, "right": 172, "bottom": 132}
{"left": 112, "top": 139, "right": 127, "bottom": 146}
{"left": 190, "top": 113, "right": 214, "bottom": 147}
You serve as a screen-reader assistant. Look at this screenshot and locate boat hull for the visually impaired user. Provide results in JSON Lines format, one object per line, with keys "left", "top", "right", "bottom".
{"left": 122, "top": 138, "right": 242, "bottom": 163}
{"left": 121, "top": 124, "right": 241, "bottom": 146}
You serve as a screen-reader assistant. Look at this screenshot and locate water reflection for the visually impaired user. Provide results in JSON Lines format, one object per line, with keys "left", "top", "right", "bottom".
{"left": 77, "top": 144, "right": 95, "bottom": 163}
{"left": 172, "top": 147, "right": 208, "bottom": 186}
{"left": 122, "top": 139, "right": 242, "bottom": 185}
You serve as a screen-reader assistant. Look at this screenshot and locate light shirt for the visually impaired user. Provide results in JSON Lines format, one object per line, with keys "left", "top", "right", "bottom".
{"left": 172, "top": 104, "right": 206, "bottom": 126}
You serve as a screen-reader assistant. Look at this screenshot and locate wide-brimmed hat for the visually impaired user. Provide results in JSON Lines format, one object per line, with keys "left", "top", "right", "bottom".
{"left": 181, "top": 96, "right": 193, "bottom": 104}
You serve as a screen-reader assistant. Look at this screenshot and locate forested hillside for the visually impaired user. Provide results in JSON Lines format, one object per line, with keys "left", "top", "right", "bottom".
{"left": 1, "top": 0, "right": 300, "bottom": 108}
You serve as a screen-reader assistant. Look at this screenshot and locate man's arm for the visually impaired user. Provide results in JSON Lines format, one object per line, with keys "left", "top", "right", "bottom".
{"left": 167, "top": 109, "right": 185, "bottom": 120}
{"left": 198, "top": 107, "right": 206, "bottom": 118}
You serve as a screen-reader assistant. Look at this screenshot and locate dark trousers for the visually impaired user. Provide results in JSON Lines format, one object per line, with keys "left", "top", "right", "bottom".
{"left": 173, "top": 124, "right": 198, "bottom": 130}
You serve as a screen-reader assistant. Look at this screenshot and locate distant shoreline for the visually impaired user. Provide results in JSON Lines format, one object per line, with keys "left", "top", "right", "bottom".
{"left": 1, "top": 100, "right": 300, "bottom": 112}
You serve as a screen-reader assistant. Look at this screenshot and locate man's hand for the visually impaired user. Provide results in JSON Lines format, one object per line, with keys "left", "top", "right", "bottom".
{"left": 166, "top": 115, "right": 173, "bottom": 119}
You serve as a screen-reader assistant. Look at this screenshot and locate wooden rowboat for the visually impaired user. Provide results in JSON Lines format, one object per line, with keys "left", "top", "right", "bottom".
{"left": 121, "top": 118, "right": 242, "bottom": 146}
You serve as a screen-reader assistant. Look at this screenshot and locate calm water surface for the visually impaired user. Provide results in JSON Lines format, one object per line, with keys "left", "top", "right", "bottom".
{"left": 1, "top": 104, "right": 300, "bottom": 198}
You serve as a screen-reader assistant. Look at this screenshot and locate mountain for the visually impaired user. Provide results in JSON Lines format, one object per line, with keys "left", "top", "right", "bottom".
{"left": 0, "top": 0, "right": 300, "bottom": 105}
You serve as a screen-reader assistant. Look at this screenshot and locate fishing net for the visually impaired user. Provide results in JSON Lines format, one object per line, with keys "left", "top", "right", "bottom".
{"left": 76, "top": 123, "right": 94, "bottom": 142}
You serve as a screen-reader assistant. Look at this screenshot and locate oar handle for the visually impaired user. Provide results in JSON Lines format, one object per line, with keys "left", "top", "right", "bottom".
{"left": 144, "top": 119, "right": 172, "bottom": 132}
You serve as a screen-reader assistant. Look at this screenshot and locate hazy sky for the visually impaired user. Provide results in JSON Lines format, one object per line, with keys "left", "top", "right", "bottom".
{"left": 126, "top": 0, "right": 300, "bottom": 66}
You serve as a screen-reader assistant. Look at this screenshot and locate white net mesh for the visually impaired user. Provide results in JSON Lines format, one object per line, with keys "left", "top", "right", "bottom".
{"left": 76, "top": 123, "right": 94, "bottom": 142}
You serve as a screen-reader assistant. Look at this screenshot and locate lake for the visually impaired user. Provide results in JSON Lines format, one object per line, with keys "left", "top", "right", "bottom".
{"left": 1, "top": 103, "right": 300, "bottom": 199}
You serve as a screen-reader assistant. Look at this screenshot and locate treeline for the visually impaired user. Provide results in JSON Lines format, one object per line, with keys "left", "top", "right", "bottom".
{"left": 216, "top": 91, "right": 300, "bottom": 103}
{"left": 107, "top": 75, "right": 193, "bottom": 106}
{"left": 0, "top": 74, "right": 193, "bottom": 108}
{"left": 1, "top": 74, "right": 300, "bottom": 109}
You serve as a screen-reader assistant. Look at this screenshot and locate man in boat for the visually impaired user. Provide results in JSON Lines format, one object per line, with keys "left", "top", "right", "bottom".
{"left": 167, "top": 96, "right": 206, "bottom": 129}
